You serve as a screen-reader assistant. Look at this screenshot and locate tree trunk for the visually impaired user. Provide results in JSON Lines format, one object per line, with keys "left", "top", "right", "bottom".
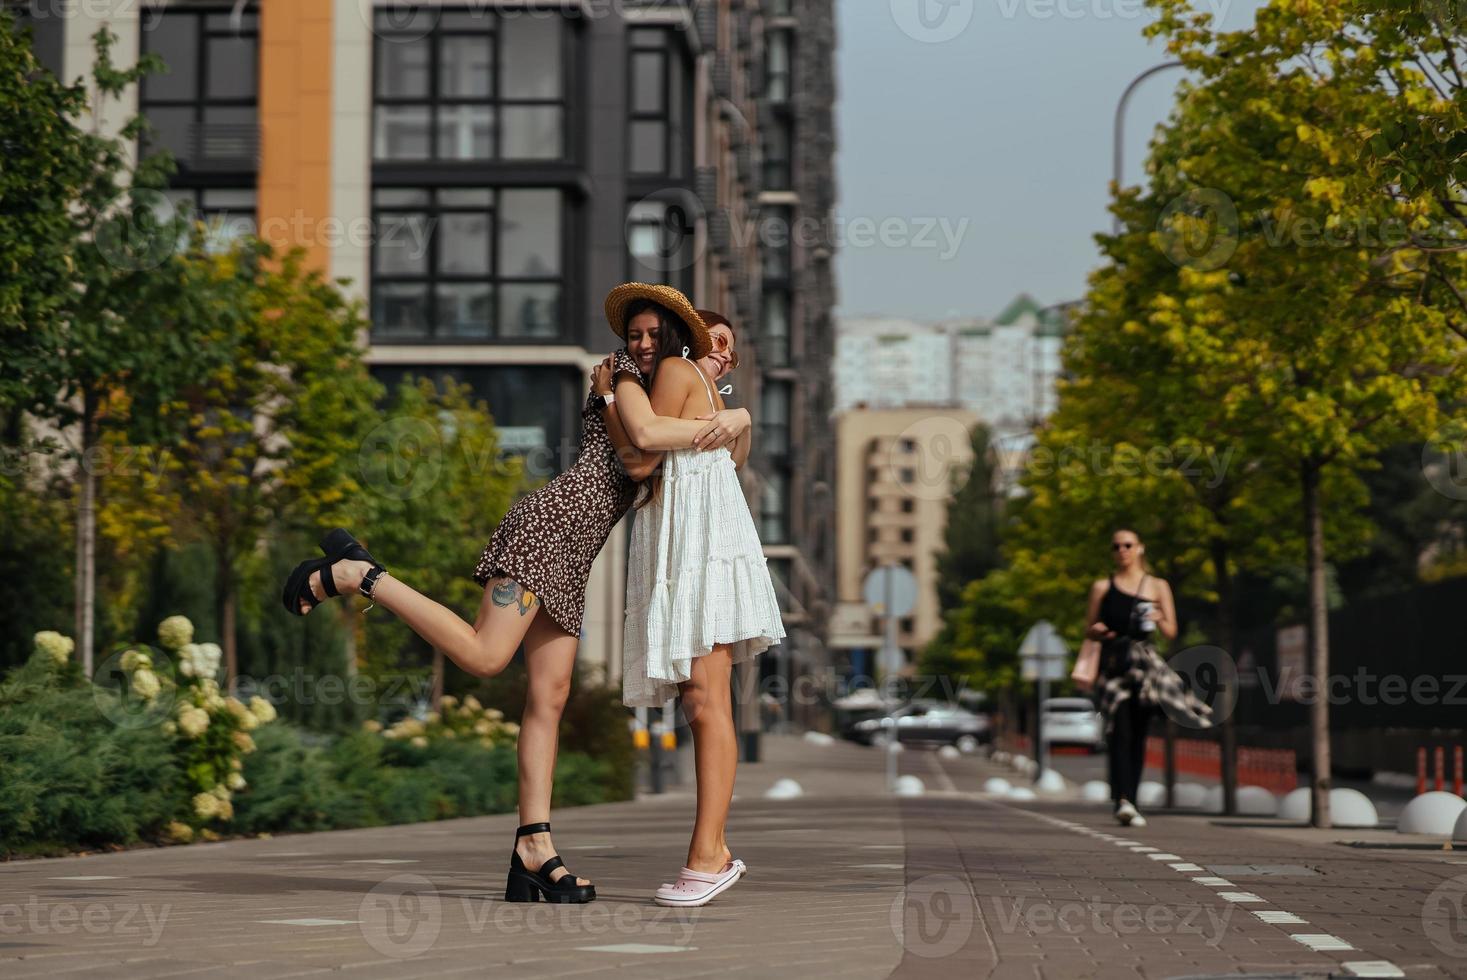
{"left": 74, "top": 405, "right": 96, "bottom": 676}
{"left": 1302, "top": 461, "right": 1332, "bottom": 829}
{"left": 1211, "top": 534, "right": 1239, "bottom": 816}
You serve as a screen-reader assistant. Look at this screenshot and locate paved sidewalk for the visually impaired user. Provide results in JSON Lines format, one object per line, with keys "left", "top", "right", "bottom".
{"left": 1, "top": 735, "right": 1465, "bottom": 978}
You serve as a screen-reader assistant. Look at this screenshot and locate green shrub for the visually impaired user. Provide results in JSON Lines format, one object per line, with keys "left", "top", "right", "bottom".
{"left": 0, "top": 654, "right": 186, "bottom": 857}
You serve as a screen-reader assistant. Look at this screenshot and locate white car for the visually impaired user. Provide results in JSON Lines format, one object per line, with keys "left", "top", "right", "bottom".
{"left": 1040, "top": 697, "right": 1104, "bottom": 752}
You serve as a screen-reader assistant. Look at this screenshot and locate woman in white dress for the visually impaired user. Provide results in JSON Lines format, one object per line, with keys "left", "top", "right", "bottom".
{"left": 593, "top": 285, "right": 785, "bottom": 907}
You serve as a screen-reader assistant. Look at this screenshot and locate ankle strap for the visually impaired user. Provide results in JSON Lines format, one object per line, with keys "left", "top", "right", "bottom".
{"left": 516, "top": 822, "right": 551, "bottom": 838}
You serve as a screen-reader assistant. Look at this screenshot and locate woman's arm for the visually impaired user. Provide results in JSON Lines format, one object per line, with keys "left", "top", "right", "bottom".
{"left": 1154, "top": 578, "right": 1178, "bottom": 641}
{"left": 591, "top": 359, "right": 663, "bottom": 481}
{"left": 613, "top": 360, "right": 751, "bottom": 451}
{"left": 729, "top": 420, "right": 752, "bottom": 470}
{"left": 1084, "top": 579, "right": 1115, "bottom": 641}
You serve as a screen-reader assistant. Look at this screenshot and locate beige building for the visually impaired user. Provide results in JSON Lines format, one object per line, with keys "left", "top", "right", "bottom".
{"left": 832, "top": 407, "right": 977, "bottom": 675}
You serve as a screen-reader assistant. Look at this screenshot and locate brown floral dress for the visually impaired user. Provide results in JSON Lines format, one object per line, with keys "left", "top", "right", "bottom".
{"left": 472, "top": 349, "right": 648, "bottom": 636}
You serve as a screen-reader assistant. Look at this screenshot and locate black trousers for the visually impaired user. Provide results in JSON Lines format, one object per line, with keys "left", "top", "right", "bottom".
{"left": 1107, "top": 695, "right": 1152, "bottom": 806}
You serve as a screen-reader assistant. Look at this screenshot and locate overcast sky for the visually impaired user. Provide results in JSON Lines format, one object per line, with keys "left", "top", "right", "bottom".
{"left": 834, "top": 0, "right": 1268, "bottom": 321}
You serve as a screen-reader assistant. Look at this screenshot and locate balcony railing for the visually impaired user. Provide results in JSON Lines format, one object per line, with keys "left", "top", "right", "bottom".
{"left": 177, "top": 122, "right": 260, "bottom": 173}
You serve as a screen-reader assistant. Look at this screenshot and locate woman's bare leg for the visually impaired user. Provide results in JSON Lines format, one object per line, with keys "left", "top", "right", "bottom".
{"left": 678, "top": 645, "right": 737, "bottom": 873}
{"left": 305, "top": 563, "right": 537, "bottom": 679}
{"left": 513, "top": 612, "right": 589, "bottom": 886}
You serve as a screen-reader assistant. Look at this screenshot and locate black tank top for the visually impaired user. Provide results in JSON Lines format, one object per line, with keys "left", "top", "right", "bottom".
{"left": 1100, "top": 573, "right": 1149, "bottom": 638}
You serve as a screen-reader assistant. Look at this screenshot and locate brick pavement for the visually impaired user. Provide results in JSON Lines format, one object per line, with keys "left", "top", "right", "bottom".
{"left": 0, "top": 735, "right": 1463, "bottom": 978}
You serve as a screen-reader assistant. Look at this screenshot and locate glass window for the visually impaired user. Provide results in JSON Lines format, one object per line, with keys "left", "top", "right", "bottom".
{"left": 439, "top": 35, "right": 491, "bottom": 98}
{"left": 501, "top": 16, "right": 562, "bottom": 99}
{"left": 761, "top": 467, "right": 790, "bottom": 544}
{"left": 762, "top": 206, "right": 793, "bottom": 281}
{"left": 765, "top": 30, "right": 791, "bottom": 103}
{"left": 167, "top": 187, "right": 257, "bottom": 252}
{"left": 760, "top": 381, "right": 791, "bottom": 457}
{"left": 501, "top": 106, "right": 562, "bottom": 160}
{"left": 378, "top": 37, "right": 430, "bottom": 98}
{"left": 370, "top": 365, "right": 581, "bottom": 476}
{"left": 625, "top": 199, "right": 695, "bottom": 292}
{"left": 206, "top": 34, "right": 255, "bottom": 99}
{"left": 762, "top": 288, "right": 791, "bottom": 367}
{"left": 372, "top": 12, "right": 565, "bottom": 162}
{"left": 17, "top": 4, "right": 66, "bottom": 78}
{"left": 631, "top": 51, "right": 665, "bottom": 113}
{"left": 627, "top": 28, "right": 685, "bottom": 177}
{"left": 499, "top": 190, "right": 561, "bottom": 276}
{"left": 762, "top": 114, "right": 792, "bottom": 190}
{"left": 371, "top": 187, "right": 564, "bottom": 342}
{"left": 140, "top": 6, "right": 259, "bottom": 172}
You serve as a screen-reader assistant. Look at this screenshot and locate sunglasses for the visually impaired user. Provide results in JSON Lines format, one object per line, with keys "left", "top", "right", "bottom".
{"left": 1112, "top": 542, "right": 1136, "bottom": 551}
{"left": 710, "top": 331, "right": 740, "bottom": 370}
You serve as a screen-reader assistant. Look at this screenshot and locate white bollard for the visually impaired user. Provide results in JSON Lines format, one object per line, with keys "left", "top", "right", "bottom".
{"left": 1236, "top": 785, "right": 1280, "bottom": 816}
{"left": 1172, "top": 782, "right": 1207, "bottom": 810}
{"left": 803, "top": 731, "right": 835, "bottom": 746}
{"left": 1007, "top": 786, "right": 1038, "bottom": 802}
{"left": 895, "top": 775, "right": 925, "bottom": 797}
{"left": 983, "top": 777, "right": 1013, "bottom": 795}
{"left": 1081, "top": 780, "right": 1111, "bottom": 803}
{"left": 764, "top": 778, "right": 804, "bottom": 800}
{"left": 1137, "top": 781, "right": 1166, "bottom": 808}
{"left": 1036, "top": 769, "right": 1067, "bottom": 794}
{"left": 937, "top": 745, "right": 961, "bottom": 761}
{"left": 1280, "top": 787, "right": 1312, "bottom": 822}
{"left": 1400, "top": 791, "right": 1467, "bottom": 835}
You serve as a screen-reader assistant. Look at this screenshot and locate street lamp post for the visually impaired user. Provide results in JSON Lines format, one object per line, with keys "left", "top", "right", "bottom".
{"left": 1112, "top": 60, "right": 1184, "bottom": 234}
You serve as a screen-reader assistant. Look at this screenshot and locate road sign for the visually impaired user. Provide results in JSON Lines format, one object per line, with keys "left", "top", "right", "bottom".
{"left": 1019, "top": 620, "right": 1069, "bottom": 682}
{"left": 862, "top": 565, "right": 918, "bottom": 618}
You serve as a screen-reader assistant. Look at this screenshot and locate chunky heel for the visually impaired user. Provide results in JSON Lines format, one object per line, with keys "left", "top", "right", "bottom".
{"left": 504, "top": 872, "right": 542, "bottom": 903}
{"left": 506, "top": 822, "right": 595, "bottom": 904}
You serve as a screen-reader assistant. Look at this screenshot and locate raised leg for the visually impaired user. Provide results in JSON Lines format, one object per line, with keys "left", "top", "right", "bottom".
{"left": 678, "top": 644, "right": 737, "bottom": 874}
{"left": 513, "top": 611, "right": 589, "bottom": 887}
{"left": 306, "top": 564, "right": 539, "bottom": 679}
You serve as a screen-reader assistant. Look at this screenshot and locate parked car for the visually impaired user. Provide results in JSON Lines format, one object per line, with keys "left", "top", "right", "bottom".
{"left": 846, "top": 700, "right": 991, "bottom": 752}
{"left": 1040, "top": 697, "right": 1104, "bottom": 751}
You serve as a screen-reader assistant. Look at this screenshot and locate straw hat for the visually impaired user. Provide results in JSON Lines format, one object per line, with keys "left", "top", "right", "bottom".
{"left": 604, "top": 282, "right": 710, "bottom": 359}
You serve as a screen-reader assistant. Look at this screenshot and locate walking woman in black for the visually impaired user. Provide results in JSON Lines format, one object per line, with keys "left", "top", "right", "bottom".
{"left": 1083, "top": 527, "right": 1208, "bottom": 827}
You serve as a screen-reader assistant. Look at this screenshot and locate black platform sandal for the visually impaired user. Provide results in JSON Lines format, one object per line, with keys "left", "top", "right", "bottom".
{"left": 281, "top": 527, "right": 388, "bottom": 617}
{"left": 505, "top": 822, "right": 596, "bottom": 904}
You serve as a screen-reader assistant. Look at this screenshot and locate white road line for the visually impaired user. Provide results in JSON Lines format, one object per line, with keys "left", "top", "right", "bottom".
{"left": 1291, "top": 933, "right": 1355, "bottom": 952}
{"left": 977, "top": 795, "right": 1397, "bottom": 973}
{"left": 257, "top": 918, "right": 358, "bottom": 926}
{"left": 49, "top": 875, "right": 122, "bottom": 881}
{"left": 1217, "top": 891, "right": 1265, "bottom": 903}
{"left": 1342, "top": 961, "right": 1405, "bottom": 977}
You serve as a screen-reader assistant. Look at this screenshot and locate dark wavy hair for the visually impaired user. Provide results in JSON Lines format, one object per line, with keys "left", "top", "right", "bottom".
{"left": 624, "top": 298, "right": 695, "bottom": 381}
{"left": 624, "top": 299, "right": 700, "bottom": 509}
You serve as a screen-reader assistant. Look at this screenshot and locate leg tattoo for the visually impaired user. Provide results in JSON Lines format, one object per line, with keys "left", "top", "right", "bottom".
{"left": 492, "top": 580, "right": 539, "bottom": 617}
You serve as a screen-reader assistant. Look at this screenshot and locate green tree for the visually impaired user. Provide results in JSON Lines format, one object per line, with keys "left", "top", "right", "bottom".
{"left": 101, "top": 243, "right": 383, "bottom": 686}
{"left": 2, "top": 23, "right": 242, "bottom": 673}
{"left": 355, "top": 376, "right": 526, "bottom": 707}
{"left": 933, "top": 423, "right": 1003, "bottom": 613}
{"left": 1141, "top": 0, "right": 1467, "bottom": 826}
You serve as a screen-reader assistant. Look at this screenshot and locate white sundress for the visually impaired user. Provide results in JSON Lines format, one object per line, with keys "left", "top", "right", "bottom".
{"left": 622, "top": 356, "right": 786, "bottom": 708}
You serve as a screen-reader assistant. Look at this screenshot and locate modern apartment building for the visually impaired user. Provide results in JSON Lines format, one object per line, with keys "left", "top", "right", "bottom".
{"left": 828, "top": 297, "right": 1068, "bottom": 678}
{"left": 834, "top": 294, "right": 1066, "bottom": 432}
{"left": 830, "top": 407, "right": 977, "bottom": 677}
{"left": 20, "top": 0, "right": 837, "bottom": 699}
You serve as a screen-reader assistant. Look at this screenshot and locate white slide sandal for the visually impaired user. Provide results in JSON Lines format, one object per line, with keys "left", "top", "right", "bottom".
{"left": 654, "top": 859, "right": 747, "bottom": 907}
